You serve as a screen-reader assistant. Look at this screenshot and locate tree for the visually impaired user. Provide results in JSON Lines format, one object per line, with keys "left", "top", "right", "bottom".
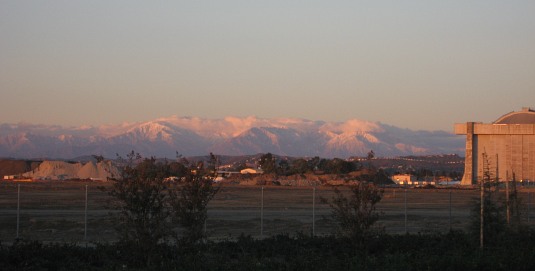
{"left": 106, "top": 153, "right": 173, "bottom": 254}
{"left": 291, "top": 158, "right": 310, "bottom": 175}
{"left": 359, "top": 168, "right": 394, "bottom": 185}
{"left": 204, "top": 152, "right": 220, "bottom": 178}
{"left": 92, "top": 154, "right": 105, "bottom": 163}
{"left": 321, "top": 182, "right": 383, "bottom": 244}
{"left": 324, "top": 158, "right": 356, "bottom": 174}
{"left": 308, "top": 156, "right": 321, "bottom": 171}
{"left": 168, "top": 170, "right": 219, "bottom": 244}
{"left": 506, "top": 172, "right": 523, "bottom": 231}
{"left": 259, "top": 153, "right": 277, "bottom": 174}
{"left": 105, "top": 151, "right": 220, "bottom": 249}
{"left": 469, "top": 152, "right": 505, "bottom": 248}
{"left": 169, "top": 161, "right": 189, "bottom": 178}
{"left": 366, "top": 150, "right": 375, "bottom": 160}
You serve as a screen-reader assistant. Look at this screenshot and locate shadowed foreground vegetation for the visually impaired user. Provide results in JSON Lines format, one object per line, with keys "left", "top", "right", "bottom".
{"left": 2, "top": 230, "right": 535, "bottom": 270}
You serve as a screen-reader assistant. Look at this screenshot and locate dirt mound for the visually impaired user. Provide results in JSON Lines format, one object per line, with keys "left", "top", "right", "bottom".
{"left": 23, "top": 160, "right": 119, "bottom": 181}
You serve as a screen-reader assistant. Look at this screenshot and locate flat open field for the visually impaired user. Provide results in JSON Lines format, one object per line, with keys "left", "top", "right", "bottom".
{"left": 1, "top": 181, "right": 534, "bottom": 243}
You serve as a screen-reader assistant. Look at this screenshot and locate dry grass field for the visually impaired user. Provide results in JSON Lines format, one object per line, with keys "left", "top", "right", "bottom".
{"left": 1, "top": 181, "right": 534, "bottom": 243}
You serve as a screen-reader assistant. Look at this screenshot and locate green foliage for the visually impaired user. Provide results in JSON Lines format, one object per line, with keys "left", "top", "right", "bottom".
{"left": 256, "top": 154, "right": 361, "bottom": 176}
{"left": 203, "top": 152, "right": 219, "bottom": 178}
{"left": 507, "top": 174, "right": 523, "bottom": 231}
{"left": 469, "top": 195, "right": 506, "bottom": 246}
{"left": 259, "top": 153, "right": 276, "bottom": 174}
{"left": 322, "top": 158, "right": 356, "bottom": 174}
{"left": 104, "top": 151, "right": 220, "bottom": 264}
{"left": 358, "top": 168, "right": 394, "bottom": 185}
{"left": 109, "top": 154, "right": 172, "bottom": 249}
{"left": 469, "top": 151, "right": 507, "bottom": 247}
{"left": 291, "top": 158, "right": 310, "bottom": 174}
{"left": 367, "top": 150, "right": 375, "bottom": 160}
{"left": 92, "top": 154, "right": 105, "bottom": 163}
{"left": 322, "top": 182, "right": 383, "bottom": 243}
{"left": 168, "top": 160, "right": 189, "bottom": 178}
{"left": 4, "top": 230, "right": 535, "bottom": 270}
{"left": 168, "top": 174, "right": 220, "bottom": 244}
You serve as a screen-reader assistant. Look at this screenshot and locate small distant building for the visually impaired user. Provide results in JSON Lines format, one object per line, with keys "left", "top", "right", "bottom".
{"left": 392, "top": 174, "right": 416, "bottom": 185}
{"left": 240, "top": 168, "right": 264, "bottom": 174}
{"left": 3, "top": 175, "right": 16, "bottom": 180}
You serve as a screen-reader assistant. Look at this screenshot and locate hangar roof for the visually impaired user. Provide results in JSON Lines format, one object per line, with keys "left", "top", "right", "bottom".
{"left": 494, "top": 107, "right": 535, "bottom": 124}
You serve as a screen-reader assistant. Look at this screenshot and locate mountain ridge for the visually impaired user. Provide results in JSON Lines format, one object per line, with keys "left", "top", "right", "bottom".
{"left": 0, "top": 116, "right": 464, "bottom": 159}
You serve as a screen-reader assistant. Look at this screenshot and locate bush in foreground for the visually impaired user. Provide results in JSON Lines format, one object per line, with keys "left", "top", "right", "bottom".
{"left": 2, "top": 229, "right": 535, "bottom": 270}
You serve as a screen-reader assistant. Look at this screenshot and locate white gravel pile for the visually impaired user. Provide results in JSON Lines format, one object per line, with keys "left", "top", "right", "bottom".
{"left": 23, "top": 160, "right": 119, "bottom": 180}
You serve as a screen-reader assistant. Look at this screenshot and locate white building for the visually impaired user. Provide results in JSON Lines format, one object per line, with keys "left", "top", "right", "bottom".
{"left": 240, "top": 168, "right": 264, "bottom": 174}
{"left": 392, "top": 174, "right": 416, "bottom": 185}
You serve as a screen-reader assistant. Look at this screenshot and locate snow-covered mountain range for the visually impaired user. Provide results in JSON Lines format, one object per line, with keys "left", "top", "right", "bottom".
{"left": 0, "top": 116, "right": 464, "bottom": 159}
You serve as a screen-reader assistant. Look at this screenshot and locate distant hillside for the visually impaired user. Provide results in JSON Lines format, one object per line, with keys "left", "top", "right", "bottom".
{"left": 0, "top": 116, "right": 464, "bottom": 159}
{"left": 364, "top": 154, "right": 465, "bottom": 174}
{"left": 0, "top": 154, "right": 465, "bottom": 181}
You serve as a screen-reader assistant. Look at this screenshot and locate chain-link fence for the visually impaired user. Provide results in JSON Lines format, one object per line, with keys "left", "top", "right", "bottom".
{"left": 1, "top": 182, "right": 533, "bottom": 243}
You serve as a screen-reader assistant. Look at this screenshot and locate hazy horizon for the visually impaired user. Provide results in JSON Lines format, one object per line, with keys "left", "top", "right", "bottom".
{"left": 2, "top": 1, "right": 534, "bottom": 131}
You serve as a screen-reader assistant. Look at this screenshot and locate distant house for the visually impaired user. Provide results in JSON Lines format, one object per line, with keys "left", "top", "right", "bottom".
{"left": 240, "top": 168, "right": 264, "bottom": 174}
{"left": 392, "top": 174, "right": 416, "bottom": 185}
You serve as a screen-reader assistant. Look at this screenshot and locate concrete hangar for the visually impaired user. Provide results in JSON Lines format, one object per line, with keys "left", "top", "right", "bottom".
{"left": 455, "top": 107, "right": 535, "bottom": 185}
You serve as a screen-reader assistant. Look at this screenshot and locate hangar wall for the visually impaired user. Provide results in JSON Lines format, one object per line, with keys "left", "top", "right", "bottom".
{"left": 455, "top": 108, "right": 535, "bottom": 185}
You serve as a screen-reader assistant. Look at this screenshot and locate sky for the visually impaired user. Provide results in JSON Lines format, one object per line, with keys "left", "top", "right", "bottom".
{"left": 1, "top": 1, "right": 534, "bottom": 132}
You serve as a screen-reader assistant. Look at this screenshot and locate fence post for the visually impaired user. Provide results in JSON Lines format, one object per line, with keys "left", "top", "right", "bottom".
{"left": 84, "top": 185, "right": 88, "bottom": 242}
{"left": 16, "top": 184, "right": 20, "bottom": 239}
{"left": 261, "top": 186, "right": 264, "bottom": 238}
{"left": 312, "top": 186, "right": 315, "bottom": 237}
{"left": 528, "top": 191, "right": 531, "bottom": 224}
{"left": 449, "top": 190, "right": 452, "bottom": 231}
{"left": 404, "top": 188, "right": 407, "bottom": 234}
{"left": 529, "top": 180, "right": 531, "bottom": 224}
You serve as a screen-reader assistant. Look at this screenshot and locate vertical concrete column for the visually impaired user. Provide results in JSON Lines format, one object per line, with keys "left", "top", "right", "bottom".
{"left": 461, "top": 122, "right": 475, "bottom": 185}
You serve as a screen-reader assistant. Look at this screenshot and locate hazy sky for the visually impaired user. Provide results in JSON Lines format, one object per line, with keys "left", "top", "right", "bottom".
{"left": 1, "top": 1, "right": 534, "bottom": 131}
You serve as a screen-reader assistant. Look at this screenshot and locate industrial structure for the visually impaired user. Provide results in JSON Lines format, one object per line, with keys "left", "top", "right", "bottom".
{"left": 454, "top": 107, "right": 535, "bottom": 185}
